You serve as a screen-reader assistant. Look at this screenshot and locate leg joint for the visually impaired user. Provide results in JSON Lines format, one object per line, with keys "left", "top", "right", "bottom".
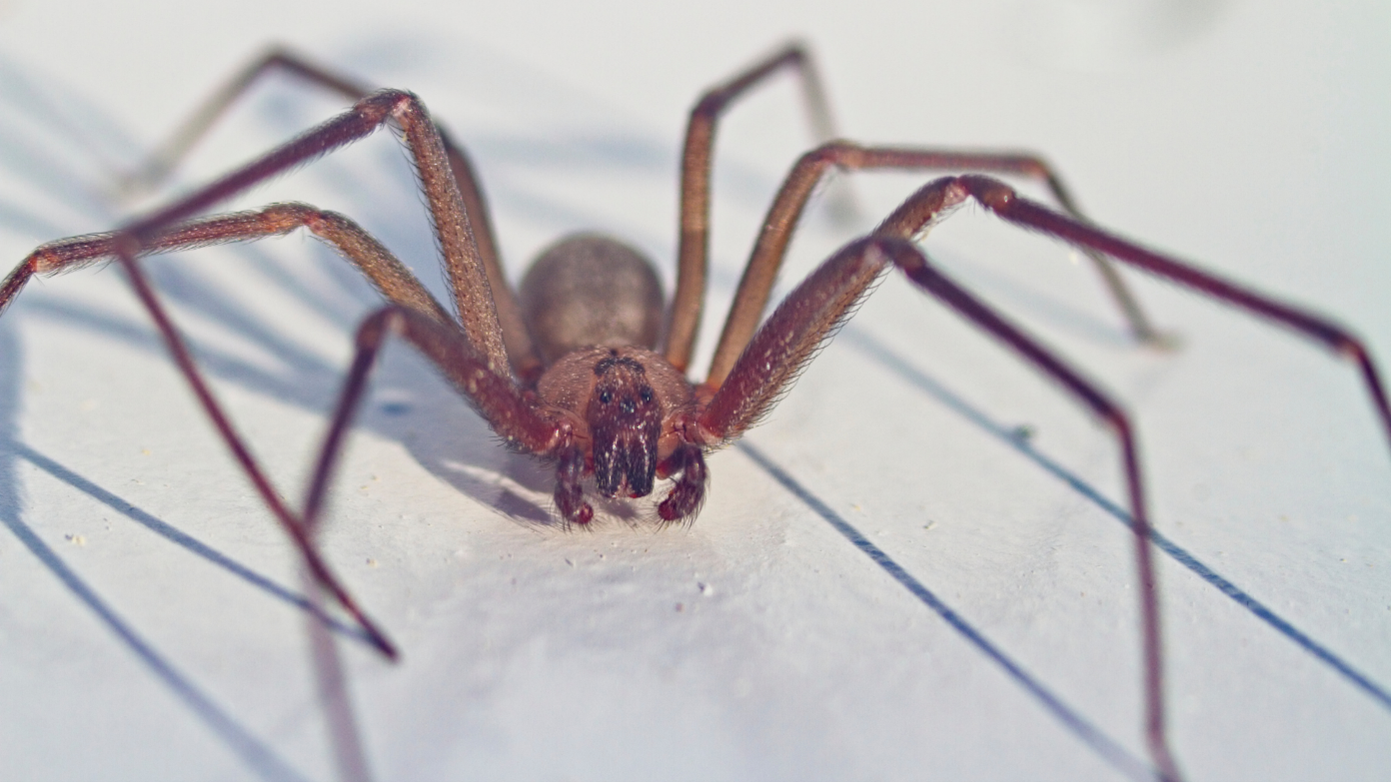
{"left": 959, "top": 174, "right": 1018, "bottom": 212}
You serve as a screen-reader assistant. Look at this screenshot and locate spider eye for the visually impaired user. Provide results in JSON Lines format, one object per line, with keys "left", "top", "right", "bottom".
{"left": 599, "top": 390, "right": 613, "bottom": 405}
{"left": 640, "top": 387, "right": 654, "bottom": 404}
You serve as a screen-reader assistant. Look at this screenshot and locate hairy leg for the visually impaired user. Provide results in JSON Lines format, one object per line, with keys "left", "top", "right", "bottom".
{"left": 2, "top": 203, "right": 453, "bottom": 324}
{"left": 704, "top": 141, "right": 1165, "bottom": 388}
{"left": 119, "top": 47, "right": 538, "bottom": 375}
{"left": 110, "top": 252, "right": 554, "bottom": 658}
{"left": 0, "top": 88, "right": 545, "bottom": 657}
{"left": 698, "top": 179, "right": 1390, "bottom": 781}
{"left": 699, "top": 231, "right": 1181, "bottom": 778}
{"left": 305, "top": 305, "right": 559, "bottom": 532}
{"left": 109, "top": 90, "right": 512, "bottom": 378}
{"left": 664, "top": 40, "right": 842, "bottom": 372}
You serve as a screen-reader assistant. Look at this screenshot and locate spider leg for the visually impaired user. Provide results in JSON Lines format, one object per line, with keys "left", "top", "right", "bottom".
{"left": 122, "top": 50, "right": 538, "bottom": 377}
{"left": 305, "top": 306, "right": 560, "bottom": 531}
{"left": 704, "top": 141, "right": 1167, "bottom": 388}
{"left": 697, "top": 228, "right": 1183, "bottom": 782}
{"left": 665, "top": 40, "right": 842, "bottom": 372}
{"left": 119, "top": 47, "right": 373, "bottom": 196}
{"left": 109, "top": 246, "right": 402, "bottom": 659}
{"left": 2, "top": 203, "right": 454, "bottom": 324}
{"left": 945, "top": 175, "right": 1391, "bottom": 443}
{"left": 880, "top": 238, "right": 1180, "bottom": 782}
{"left": 666, "top": 42, "right": 1161, "bottom": 373}
{"left": 113, "top": 89, "right": 513, "bottom": 378}
{"left": 722, "top": 171, "right": 1391, "bottom": 448}
{"left": 2, "top": 89, "right": 545, "bottom": 658}
{"left": 702, "top": 175, "right": 1388, "bottom": 781}
{"left": 107, "top": 240, "right": 556, "bottom": 658}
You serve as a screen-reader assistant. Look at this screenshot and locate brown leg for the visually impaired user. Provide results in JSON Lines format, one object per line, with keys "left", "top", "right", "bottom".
{"left": 698, "top": 230, "right": 1183, "bottom": 782}
{"left": 120, "top": 47, "right": 373, "bottom": 195}
{"left": 664, "top": 41, "right": 842, "bottom": 373}
{"left": 109, "top": 246, "right": 558, "bottom": 659}
{"left": 703, "top": 141, "right": 1164, "bottom": 390}
{"left": 877, "top": 175, "right": 1391, "bottom": 445}
{"left": 710, "top": 172, "right": 1391, "bottom": 447}
{"left": 701, "top": 175, "right": 1390, "bottom": 780}
{"left": 112, "top": 90, "right": 514, "bottom": 379}
{"left": 4, "top": 203, "right": 454, "bottom": 325}
{"left": 304, "top": 306, "right": 559, "bottom": 532}
{"left": 119, "top": 47, "right": 538, "bottom": 377}
{"left": 113, "top": 247, "right": 400, "bottom": 660}
{"left": 2, "top": 88, "right": 556, "bottom": 657}
{"left": 949, "top": 174, "right": 1391, "bottom": 443}
{"left": 880, "top": 238, "right": 1179, "bottom": 782}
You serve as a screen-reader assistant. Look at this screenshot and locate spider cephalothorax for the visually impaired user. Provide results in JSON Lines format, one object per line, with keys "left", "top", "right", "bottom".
{"left": 535, "top": 343, "right": 701, "bottom": 524}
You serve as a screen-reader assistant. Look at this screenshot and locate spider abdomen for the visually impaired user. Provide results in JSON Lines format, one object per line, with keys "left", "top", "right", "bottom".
{"left": 518, "top": 233, "right": 665, "bottom": 366}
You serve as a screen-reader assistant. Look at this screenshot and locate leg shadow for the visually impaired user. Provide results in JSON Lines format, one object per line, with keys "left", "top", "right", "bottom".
{"left": 837, "top": 325, "right": 1391, "bottom": 712}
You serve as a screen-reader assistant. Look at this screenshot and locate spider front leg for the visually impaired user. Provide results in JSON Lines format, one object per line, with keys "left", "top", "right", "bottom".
{"left": 119, "top": 252, "right": 555, "bottom": 656}
{"left": 306, "top": 305, "right": 561, "bottom": 533}
{"left": 118, "top": 47, "right": 540, "bottom": 377}
{"left": 0, "top": 203, "right": 476, "bottom": 659}
{"left": 667, "top": 41, "right": 1163, "bottom": 376}
{"left": 851, "top": 173, "right": 1390, "bottom": 445}
{"left": 2, "top": 203, "right": 453, "bottom": 322}
{"left": 3, "top": 88, "right": 535, "bottom": 658}
{"left": 703, "top": 140, "right": 1169, "bottom": 389}
{"left": 695, "top": 228, "right": 1184, "bottom": 779}
{"left": 697, "top": 176, "right": 1391, "bottom": 782}
{"left": 115, "top": 88, "right": 513, "bottom": 378}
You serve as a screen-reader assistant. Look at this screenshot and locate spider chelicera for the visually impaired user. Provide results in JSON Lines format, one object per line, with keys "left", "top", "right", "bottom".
{"left": 2, "top": 42, "right": 1387, "bottom": 782}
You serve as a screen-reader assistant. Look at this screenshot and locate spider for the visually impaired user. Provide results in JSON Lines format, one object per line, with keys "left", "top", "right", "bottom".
{"left": 2, "top": 41, "right": 1388, "bottom": 782}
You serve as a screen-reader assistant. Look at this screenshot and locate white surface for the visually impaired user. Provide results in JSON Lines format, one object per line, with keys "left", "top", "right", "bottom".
{"left": 0, "top": 1, "right": 1389, "bottom": 780}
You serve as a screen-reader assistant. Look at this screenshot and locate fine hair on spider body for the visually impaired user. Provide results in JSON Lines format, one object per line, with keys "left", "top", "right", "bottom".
{"left": 2, "top": 41, "right": 1388, "bottom": 782}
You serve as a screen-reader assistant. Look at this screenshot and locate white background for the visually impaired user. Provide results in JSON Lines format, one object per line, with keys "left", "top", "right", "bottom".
{"left": 0, "top": 1, "right": 1388, "bottom": 780}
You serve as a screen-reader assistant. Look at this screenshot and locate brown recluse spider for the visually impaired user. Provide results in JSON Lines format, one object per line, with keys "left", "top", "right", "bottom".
{"left": 3, "top": 41, "right": 1388, "bottom": 782}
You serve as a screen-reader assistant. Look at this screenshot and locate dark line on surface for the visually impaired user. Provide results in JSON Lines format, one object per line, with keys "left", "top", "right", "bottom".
{"left": 841, "top": 326, "right": 1391, "bottom": 713}
{"left": 0, "top": 497, "right": 310, "bottom": 782}
{"left": 739, "top": 442, "right": 1157, "bottom": 782}
{"left": 12, "top": 441, "right": 371, "bottom": 646}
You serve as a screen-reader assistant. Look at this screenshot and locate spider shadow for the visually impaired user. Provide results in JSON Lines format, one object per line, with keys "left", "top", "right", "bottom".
{"left": 831, "top": 324, "right": 1391, "bottom": 714}
{"left": 720, "top": 323, "right": 1390, "bottom": 776}
{"left": 0, "top": 330, "right": 313, "bottom": 782}
{"left": 735, "top": 438, "right": 1156, "bottom": 780}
